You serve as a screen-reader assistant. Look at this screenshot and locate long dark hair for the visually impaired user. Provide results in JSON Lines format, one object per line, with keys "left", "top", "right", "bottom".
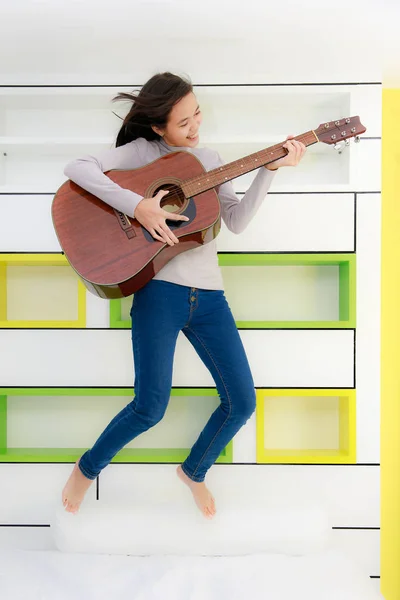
{"left": 112, "top": 72, "right": 193, "bottom": 147}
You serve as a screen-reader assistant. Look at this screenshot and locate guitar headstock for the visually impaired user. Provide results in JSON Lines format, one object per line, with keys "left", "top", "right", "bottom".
{"left": 316, "top": 116, "right": 367, "bottom": 145}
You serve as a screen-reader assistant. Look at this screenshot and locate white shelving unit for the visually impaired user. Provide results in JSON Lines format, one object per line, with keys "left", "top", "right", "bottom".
{"left": 0, "top": 84, "right": 381, "bottom": 193}
{"left": 0, "top": 83, "right": 382, "bottom": 578}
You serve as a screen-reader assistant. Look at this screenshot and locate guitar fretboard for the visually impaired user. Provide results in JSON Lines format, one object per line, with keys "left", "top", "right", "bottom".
{"left": 181, "top": 130, "right": 318, "bottom": 198}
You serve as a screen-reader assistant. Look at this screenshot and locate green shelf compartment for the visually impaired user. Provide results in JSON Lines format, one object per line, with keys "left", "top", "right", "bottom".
{"left": 0, "top": 388, "right": 232, "bottom": 464}
{"left": 110, "top": 253, "right": 356, "bottom": 329}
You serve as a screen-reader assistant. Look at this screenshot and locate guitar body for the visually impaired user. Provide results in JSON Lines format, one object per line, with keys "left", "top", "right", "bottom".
{"left": 52, "top": 151, "right": 221, "bottom": 299}
{"left": 52, "top": 116, "right": 366, "bottom": 299}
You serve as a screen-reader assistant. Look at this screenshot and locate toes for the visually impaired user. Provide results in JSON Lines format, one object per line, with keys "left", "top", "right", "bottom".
{"left": 210, "top": 497, "right": 216, "bottom": 514}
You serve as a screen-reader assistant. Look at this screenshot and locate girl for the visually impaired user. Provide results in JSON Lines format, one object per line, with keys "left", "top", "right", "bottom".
{"left": 61, "top": 72, "right": 306, "bottom": 519}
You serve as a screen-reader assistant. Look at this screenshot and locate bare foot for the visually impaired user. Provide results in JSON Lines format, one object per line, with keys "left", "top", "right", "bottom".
{"left": 61, "top": 461, "right": 94, "bottom": 514}
{"left": 176, "top": 465, "right": 216, "bottom": 519}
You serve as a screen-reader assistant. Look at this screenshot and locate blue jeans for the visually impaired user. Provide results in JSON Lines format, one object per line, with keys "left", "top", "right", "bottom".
{"left": 79, "top": 280, "right": 256, "bottom": 483}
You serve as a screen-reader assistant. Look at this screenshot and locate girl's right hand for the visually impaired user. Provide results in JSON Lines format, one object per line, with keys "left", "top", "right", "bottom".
{"left": 133, "top": 189, "right": 189, "bottom": 246}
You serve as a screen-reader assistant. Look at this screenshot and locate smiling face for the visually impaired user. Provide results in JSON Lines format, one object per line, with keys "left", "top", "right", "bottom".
{"left": 152, "top": 91, "right": 202, "bottom": 147}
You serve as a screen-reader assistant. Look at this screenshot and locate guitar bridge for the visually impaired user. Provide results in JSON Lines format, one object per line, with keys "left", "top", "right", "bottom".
{"left": 114, "top": 210, "right": 136, "bottom": 239}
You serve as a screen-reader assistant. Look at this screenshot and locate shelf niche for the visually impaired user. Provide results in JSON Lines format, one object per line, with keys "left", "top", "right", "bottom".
{"left": 0, "top": 387, "right": 233, "bottom": 464}
{"left": 0, "top": 254, "right": 86, "bottom": 328}
{"left": 110, "top": 253, "right": 356, "bottom": 329}
{"left": 256, "top": 389, "right": 356, "bottom": 464}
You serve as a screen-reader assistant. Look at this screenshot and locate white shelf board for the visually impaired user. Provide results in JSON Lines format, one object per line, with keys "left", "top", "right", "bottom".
{"left": 0, "top": 83, "right": 381, "bottom": 138}
{"left": 0, "top": 136, "right": 114, "bottom": 145}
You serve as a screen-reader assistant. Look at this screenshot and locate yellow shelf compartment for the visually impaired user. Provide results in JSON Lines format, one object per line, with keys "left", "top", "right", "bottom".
{"left": 0, "top": 253, "right": 86, "bottom": 328}
{"left": 256, "top": 388, "right": 356, "bottom": 464}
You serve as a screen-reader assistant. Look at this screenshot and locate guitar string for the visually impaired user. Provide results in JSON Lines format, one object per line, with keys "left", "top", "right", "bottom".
{"left": 169, "top": 124, "right": 358, "bottom": 195}
{"left": 147, "top": 132, "right": 313, "bottom": 200}
{"left": 134, "top": 126, "right": 355, "bottom": 203}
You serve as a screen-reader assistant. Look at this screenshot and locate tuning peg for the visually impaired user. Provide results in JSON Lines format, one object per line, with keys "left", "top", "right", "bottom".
{"left": 345, "top": 139, "right": 350, "bottom": 146}
{"left": 354, "top": 136, "right": 361, "bottom": 143}
{"left": 333, "top": 141, "right": 346, "bottom": 154}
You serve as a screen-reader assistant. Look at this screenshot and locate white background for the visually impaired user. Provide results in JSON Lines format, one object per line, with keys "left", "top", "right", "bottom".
{"left": 0, "top": 0, "right": 390, "bottom": 588}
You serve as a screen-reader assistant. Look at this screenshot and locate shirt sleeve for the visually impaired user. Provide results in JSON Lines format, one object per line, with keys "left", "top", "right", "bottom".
{"left": 211, "top": 150, "right": 277, "bottom": 234}
{"left": 63, "top": 139, "right": 145, "bottom": 218}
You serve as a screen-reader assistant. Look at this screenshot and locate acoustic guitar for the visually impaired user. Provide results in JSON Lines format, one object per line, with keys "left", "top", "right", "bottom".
{"left": 52, "top": 117, "right": 366, "bottom": 299}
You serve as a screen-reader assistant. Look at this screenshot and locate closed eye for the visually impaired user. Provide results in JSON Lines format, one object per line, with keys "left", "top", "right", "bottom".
{"left": 179, "top": 109, "right": 201, "bottom": 127}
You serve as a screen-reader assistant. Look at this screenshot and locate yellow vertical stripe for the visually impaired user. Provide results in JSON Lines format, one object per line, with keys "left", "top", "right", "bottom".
{"left": 381, "top": 89, "right": 400, "bottom": 599}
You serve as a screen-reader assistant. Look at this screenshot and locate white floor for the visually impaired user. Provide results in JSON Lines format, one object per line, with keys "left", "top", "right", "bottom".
{"left": 0, "top": 547, "right": 383, "bottom": 600}
{"left": 0, "top": 463, "right": 383, "bottom": 599}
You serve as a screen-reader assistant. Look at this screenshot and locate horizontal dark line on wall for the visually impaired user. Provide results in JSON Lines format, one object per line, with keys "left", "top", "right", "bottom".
{"left": 0, "top": 523, "right": 50, "bottom": 528}
{"left": 213, "top": 462, "right": 380, "bottom": 466}
{"left": 0, "top": 327, "right": 357, "bottom": 332}
{"left": 0, "top": 251, "right": 357, "bottom": 255}
{"left": 0, "top": 386, "right": 357, "bottom": 390}
{"left": 0, "top": 251, "right": 64, "bottom": 254}
{"left": 200, "top": 82, "right": 383, "bottom": 87}
{"left": 0, "top": 523, "right": 381, "bottom": 529}
{"left": 176, "top": 385, "right": 357, "bottom": 390}
{"left": 217, "top": 251, "right": 356, "bottom": 255}
{"left": 238, "top": 190, "right": 381, "bottom": 196}
{"left": 353, "top": 191, "right": 382, "bottom": 194}
{"left": 0, "top": 461, "right": 379, "bottom": 466}
{"left": 332, "top": 526, "right": 380, "bottom": 530}
{"left": 0, "top": 190, "right": 382, "bottom": 196}
{"left": 370, "top": 576, "right": 380, "bottom": 579}
{"left": 0, "top": 193, "right": 57, "bottom": 196}
{"left": 0, "top": 82, "right": 383, "bottom": 89}
{"left": 0, "top": 385, "right": 136, "bottom": 389}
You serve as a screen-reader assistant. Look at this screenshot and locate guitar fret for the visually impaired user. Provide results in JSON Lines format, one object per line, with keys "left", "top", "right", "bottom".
{"left": 183, "top": 131, "right": 317, "bottom": 197}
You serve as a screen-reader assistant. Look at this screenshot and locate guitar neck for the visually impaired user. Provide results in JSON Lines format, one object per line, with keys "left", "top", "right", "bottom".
{"left": 181, "top": 129, "right": 319, "bottom": 198}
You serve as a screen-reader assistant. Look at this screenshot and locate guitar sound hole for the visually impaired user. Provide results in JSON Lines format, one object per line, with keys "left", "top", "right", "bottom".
{"left": 156, "top": 184, "right": 188, "bottom": 215}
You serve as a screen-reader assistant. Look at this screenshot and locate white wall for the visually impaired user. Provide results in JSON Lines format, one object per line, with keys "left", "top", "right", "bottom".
{"left": 0, "top": 0, "right": 382, "bottom": 587}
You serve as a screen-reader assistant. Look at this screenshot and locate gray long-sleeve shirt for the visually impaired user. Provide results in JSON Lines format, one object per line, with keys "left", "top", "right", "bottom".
{"left": 63, "top": 136, "right": 277, "bottom": 290}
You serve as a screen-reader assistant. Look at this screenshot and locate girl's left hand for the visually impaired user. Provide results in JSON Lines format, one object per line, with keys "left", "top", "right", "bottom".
{"left": 266, "top": 135, "right": 307, "bottom": 170}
